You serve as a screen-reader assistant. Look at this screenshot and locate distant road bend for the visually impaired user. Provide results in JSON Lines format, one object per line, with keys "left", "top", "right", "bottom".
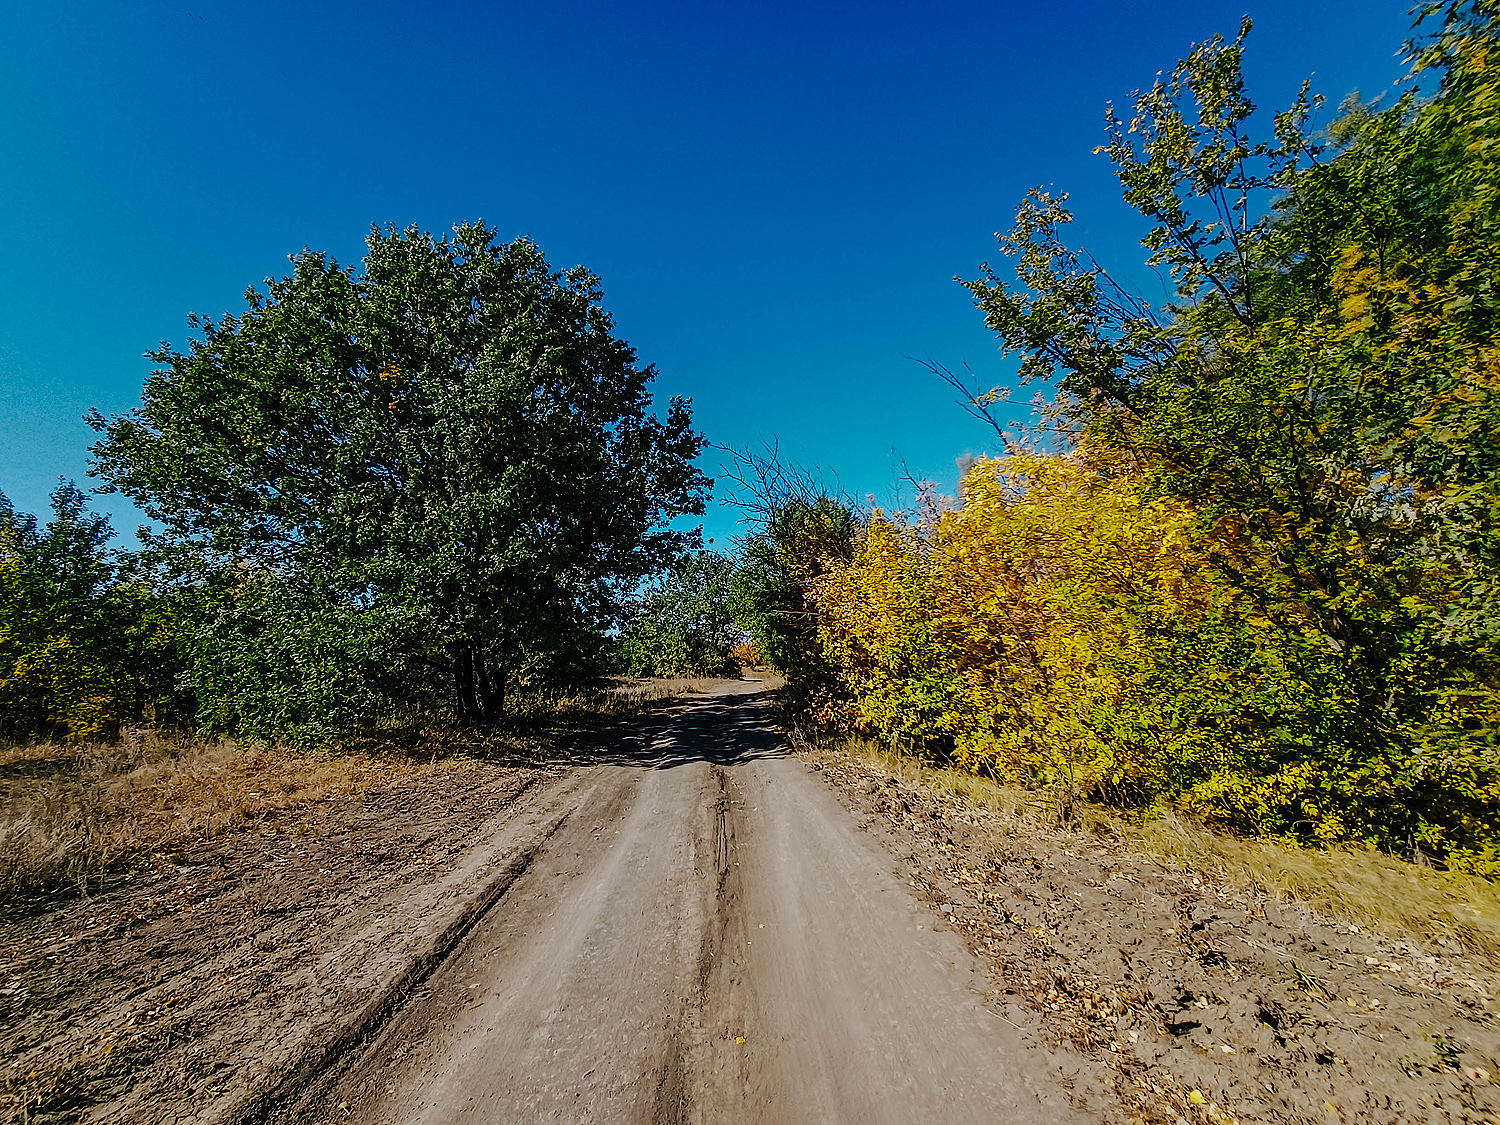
{"left": 303, "top": 680, "right": 1081, "bottom": 1124}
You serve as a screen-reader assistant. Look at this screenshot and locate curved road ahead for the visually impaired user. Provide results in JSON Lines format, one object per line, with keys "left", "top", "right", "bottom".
{"left": 304, "top": 681, "right": 1082, "bottom": 1124}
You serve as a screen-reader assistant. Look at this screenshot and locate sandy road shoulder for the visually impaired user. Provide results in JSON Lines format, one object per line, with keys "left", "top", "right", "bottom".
{"left": 809, "top": 742, "right": 1500, "bottom": 1125}
{"left": 0, "top": 757, "right": 595, "bottom": 1125}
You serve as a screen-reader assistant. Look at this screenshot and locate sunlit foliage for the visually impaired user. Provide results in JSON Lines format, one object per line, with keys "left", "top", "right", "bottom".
{"left": 0, "top": 485, "right": 179, "bottom": 741}
{"left": 816, "top": 451, "right": 1496, "bottom": 856}
{"left": 89, "top": 224, "right": 708, "bottom": 730}
{"left": 730, "top": 496, "right": 855, "bottom": 722}
{"left": 807, "top": 4, "right": 1500, "bottom": 865}
{"left": 619, "top": 551, "right": 742, "bottom": 678}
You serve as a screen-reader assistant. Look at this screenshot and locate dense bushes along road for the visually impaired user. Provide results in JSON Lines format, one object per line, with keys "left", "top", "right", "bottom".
{"left": 4, "top": 3, "right": 1500, "bottom": 872}
{"left": 736, "top": 5, "right": 1500, "bottom": 868}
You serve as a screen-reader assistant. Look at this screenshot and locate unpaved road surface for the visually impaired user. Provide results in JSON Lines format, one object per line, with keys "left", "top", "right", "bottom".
{"left": 810, "top": 744, "right": 1500, "bottom": 1125}
{"left": 12, "top": 680, "right": 1496, "bottom": 1124}
{"left": 293, "top": 681, "right": 1079, "bottom": 1124}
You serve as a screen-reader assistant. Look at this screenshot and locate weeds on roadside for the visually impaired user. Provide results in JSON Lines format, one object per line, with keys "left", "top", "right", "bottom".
{"left": 1282, "top": 962, "right": 1334, "bottom": 999}
{"left": 0, "top": 677, "right": 724, "bottom": 904}
{"left": 818, "top": 734, "right": 1500, "bottom": 963}
{"left": 0, "top": 1060, "right": 89, "bottom": 1122}
{"left": 1431, "top": 1032, "right": 1465, "bottom": 1071}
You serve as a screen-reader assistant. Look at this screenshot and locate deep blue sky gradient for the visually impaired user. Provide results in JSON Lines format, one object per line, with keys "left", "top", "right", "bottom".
{"left": 0, "top": 0, "right": 1416, "bottom": 547}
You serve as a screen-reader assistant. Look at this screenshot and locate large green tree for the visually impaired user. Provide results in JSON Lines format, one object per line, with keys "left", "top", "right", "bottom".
{"left": 90, "top": 223, "right": 709, "bottom": 729}
{"left": 619, "top": 551, "right": 742, "bottom": 678}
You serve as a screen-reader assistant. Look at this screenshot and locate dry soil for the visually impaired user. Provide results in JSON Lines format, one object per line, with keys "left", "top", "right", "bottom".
{"left": 5, "top": 682, "right": 1500, "bottom": 1124}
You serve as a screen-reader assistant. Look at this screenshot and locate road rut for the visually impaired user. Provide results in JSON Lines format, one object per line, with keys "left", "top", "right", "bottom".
{"left": 298, "top": 682, "right": 1080, "bottom": 1124}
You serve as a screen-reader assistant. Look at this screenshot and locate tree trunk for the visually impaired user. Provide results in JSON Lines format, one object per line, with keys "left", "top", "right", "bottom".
{"left": 474, "top": 648, "right": 507, "bottom": 723}
{"left": 452, "top": 643, "right": 482, "bottom": 724}
{"left": 474, "top": 647, "right": 497, "bottom": 723}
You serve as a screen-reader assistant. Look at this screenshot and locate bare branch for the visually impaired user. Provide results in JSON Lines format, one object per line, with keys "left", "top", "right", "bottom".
{"left": 716, "top": 438, "right": 849, "bottom": 534}
{"left": 909, "top": 356, "right": 1013, "bottom": 441}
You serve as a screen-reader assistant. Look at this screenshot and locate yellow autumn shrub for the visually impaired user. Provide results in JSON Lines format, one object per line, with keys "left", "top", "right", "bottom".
{"left": 819, "top": 451, "right": 1208, "bottom": 780}
{"left": 812, "top": 450, "right": 1470, "bottom": 849}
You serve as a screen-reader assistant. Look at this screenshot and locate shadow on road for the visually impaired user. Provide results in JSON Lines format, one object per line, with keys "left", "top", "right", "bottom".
{"left": 547, "top": 687, "right": 791, "bottom": 770}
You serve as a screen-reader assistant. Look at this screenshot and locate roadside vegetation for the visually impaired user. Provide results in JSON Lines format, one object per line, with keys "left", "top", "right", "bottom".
{"left": 0, "top": 683, "right": 690, "bottom": 902}
{"left": 615, "top": 550, "right": 743, "bottom": 678}
{"left": 733, "top": 3, "right": 1500, "bottom": 882}
{"left": 3, "top": 0, "right": 1498, "bottom": 939}
{"left": 1, "top": 730, "right": 442, "bottom": 900}
{"left": 2, "top": 8, "right": 1500, "bottom": 1120}
{"left": 1, "top": 226, "right": 737, "bottom": 902}
{"left": 831, "top": 733, "right": 1500, "bottom": 960}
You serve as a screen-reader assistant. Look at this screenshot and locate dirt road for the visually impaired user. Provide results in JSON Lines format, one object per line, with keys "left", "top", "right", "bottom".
{"left": 10, "top": 680, "right": 1497, "bottom": 1123}
{"left": 297, "top": 681, "right": 1078, "bottom": 1124}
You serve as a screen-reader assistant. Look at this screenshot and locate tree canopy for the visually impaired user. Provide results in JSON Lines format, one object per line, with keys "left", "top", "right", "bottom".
{"left": 619, "top": 551, "right": 742, "bottom": 678}
{"left": 786, "top": 2, "right": 1500, "bottom": 864}
{"left": 958, "top": 4, "right": 1500, "bottom": 766}
{"left": 90, "top": 223, "right": 709, "bottom": 731}
{"left": 0, "top": 483, "right": 178, "bottom": 740}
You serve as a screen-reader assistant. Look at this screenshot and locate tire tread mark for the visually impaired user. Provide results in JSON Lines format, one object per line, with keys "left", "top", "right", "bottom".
{"left": 231, "top": 807, "right": 571, "bottom": 1124}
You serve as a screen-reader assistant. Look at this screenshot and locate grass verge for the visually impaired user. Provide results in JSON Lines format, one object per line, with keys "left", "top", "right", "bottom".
{"left": 829, "top": 735, "right": 1500, "bottom": 962}
{"left": 0, "top": 730, "right": 503, "bottom": 901}
{"left": 0, "top": 677, "right": 726, "bottom": 904}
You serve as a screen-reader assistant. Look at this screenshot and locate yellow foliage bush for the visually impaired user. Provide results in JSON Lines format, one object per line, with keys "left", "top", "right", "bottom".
{"left": 0, "top": 520, "right": 178, "bottom": 742}
{"left": 819, "top": 451, "right": 1207, "bottom": 777}
{"left": 815, "top": 450, "right": 1495, "bottom": 855}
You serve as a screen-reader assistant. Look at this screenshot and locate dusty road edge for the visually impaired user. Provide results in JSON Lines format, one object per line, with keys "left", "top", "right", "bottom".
{"left": 223, "top": 806, "right": 572, "bottom": 1125}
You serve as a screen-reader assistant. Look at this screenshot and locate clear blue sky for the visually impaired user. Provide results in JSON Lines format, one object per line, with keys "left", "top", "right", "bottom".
{"left": 1, "top": 0, "right": 1415, "bottom": 548}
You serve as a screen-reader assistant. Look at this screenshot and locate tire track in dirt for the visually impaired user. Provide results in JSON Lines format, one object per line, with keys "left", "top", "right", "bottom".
{"left": 1, "top": 759, "right": 580, "bottom": 1125}
{"left": 296, "top": 684, "right": 1078, "bottom": 1125}
{"left": 232, "top": 807, "right": 572, "bottom": 1123}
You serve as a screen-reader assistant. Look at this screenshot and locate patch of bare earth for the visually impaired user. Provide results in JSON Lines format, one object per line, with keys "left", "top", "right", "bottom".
{"left": 808, "top": 742, "right": 1500, "bottom": 1125}
{"left": 0, "top": 754, "right": 573, "bottom": 1124}
{"left": 0, "top": 679, "right": 737, "bottom": 1124}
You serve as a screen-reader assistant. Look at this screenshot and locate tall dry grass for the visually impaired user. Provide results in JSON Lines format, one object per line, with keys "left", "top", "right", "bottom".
{"left": 828, "top": 736, "right": 1500, "bottom": 962}
{"left": 0, "top": 729, "right": 493, "bottom": 901}
{"left": 1135, "top": 813, "right": 1500, "bottom": 958}
{"left": 606, "top": 675, "right": 748, "bottom": 701}
{"left": 0, "top": 679, "right": 717, "bottom": 903}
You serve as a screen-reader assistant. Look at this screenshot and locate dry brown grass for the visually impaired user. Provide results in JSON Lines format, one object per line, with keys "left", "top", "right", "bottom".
{"left": 830, "top": 736, "right": 1500, "bottom": 962}
{"left": 607, "top": 675, "right": 746, "bottom": 700}
{"left": 1135, "top": 813, "right": 1500, "bottom": 959}
{"left": 0, "top": 729, "right": 499, "bottom": 900}
{"left": 0, "top": 681, "right": 694, "bottom": 903}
